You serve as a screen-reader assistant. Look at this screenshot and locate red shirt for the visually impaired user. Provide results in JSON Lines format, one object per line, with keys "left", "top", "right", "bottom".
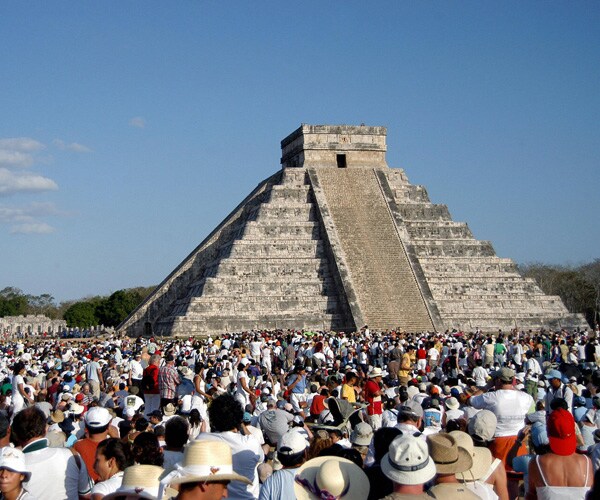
{"left": 142, "top": 364, "right": 159, "bottom": 395}
{"left": 364, "top": 379, "right": 383, "bottom": 415}
{"left": 310, "top": 394, "right": 327, "bottom": 417}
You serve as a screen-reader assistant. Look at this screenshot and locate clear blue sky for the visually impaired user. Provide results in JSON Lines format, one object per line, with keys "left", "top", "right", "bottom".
{"left": 1, "top": 2, "right": 598, "bottom": 303}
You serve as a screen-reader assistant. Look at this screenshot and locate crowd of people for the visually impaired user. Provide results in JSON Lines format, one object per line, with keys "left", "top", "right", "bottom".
{"left": 0, "top": 324, "right": 599, "bottom": 499}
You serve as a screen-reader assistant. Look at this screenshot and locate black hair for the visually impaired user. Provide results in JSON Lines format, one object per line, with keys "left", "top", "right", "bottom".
{"left": 188, "top": 408, "right": 202, "bottom": 427}
{"left": 96, "top": 438, "right": 133, "bottom": 471}
{"left": 279, "top": 450, "right": 306, "bottom": 468}
{"left": 12, "top": 361, "right": 25, "bottom": 376}
{"left": 373, "top": 427, "right": 402, "bottom": 463}
{"left": 165, "top": 416, "right": 189, "bottom": 449}
{"left": 11, "top": 407, "right": 46, "bottom": 447}
{"left": 208, "top": 394, "right": 243, "bottom": 432}
{"left": 132, "top": 432, "right": 164, "bottom": 466}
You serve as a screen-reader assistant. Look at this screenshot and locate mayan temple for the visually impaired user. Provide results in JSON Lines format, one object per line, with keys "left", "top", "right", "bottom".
{"left": 118, "top": 125, "right": 587, "bottom": 337}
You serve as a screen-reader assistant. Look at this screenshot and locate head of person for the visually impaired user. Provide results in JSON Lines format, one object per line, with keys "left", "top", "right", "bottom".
{"left": 165, "top": 416, "right": 189, "bottom": 451}
{"left": 103, "top": 464, "right": 166, "bottom": 500}
{"left": 427, "top": 432, "right": 473, "bottom": 477}
{"left": 396, "top": 402, "right": 423, "bottom": 429}
{"left": 381, "top": 434, "right": 436, "bottom": 487}
{"left": 467, "top": 409, "right": 497, "bottom": 446}
{"left": 132, "top": 432, "right": 164, "bottom": 467}
{"left": 84, "top": 406, "right": 112, "bottom": 435}
{"left": 277, "top": 430, "right": 309, "bottom": 469}
{"left": 149, "top": 354, "right": 161, "bottom": 367}
{"left": 0, "top": 447, "right": 31, "bottom": 497}
{"left": 547, "top": 408, "right": 577, "bottom": 456}
{"left": 294, "top": 455, "right": 370, "bottom": 499}
{"left": 10, "top": 406, "right": 46, "bottom": 447}
{"left": 94, "top": 438, "right": 133, "bottom": 482}
{"left": 546, "top": 370, "right": 563, "bottom": 389}
{"left": 208, "top": 394, "right": 244, "bottom": 433}
{"left": 12, "top": 361, "right": 25, "bottom": 376}
{"left": 162, "top": 440, "right": 250, "bottom": 500}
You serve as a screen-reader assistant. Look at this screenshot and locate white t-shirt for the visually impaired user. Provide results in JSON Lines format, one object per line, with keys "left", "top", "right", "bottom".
{"left": 197, "top": 431, "right": 264, "bottom": 500}
{"left": 470, "top": 389, "right": 534, "bottom": 437}
{"left": 91, "top": 471, "right": 124, "bottom": 496}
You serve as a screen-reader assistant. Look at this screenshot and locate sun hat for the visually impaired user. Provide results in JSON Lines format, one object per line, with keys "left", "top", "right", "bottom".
{"left": 427, "top": 432, "right": 473, "bottom": 474}
{"left": 84, "top": 406, "right": 111, "bottom": 427}
{"left": 50, "top": 409, "right": 65, "bottom": 424}
{"left": 70, "top": 403, "right": 85, "bottom": 416}
{"left": 547, "top": 408, "right": 577, "bottom": 456}
{"left": 449, "top": 431, "right": 492, "bottom": 481}
{"left": 368, "top": 367, "right": 385, "bottom": 378}
{"left": 294, "top": 456, "right": 369, "bottom": 500}
{"left": 545, "top": 369, "right": 562, "bottom": 380}
{"left": 0, "top": 447, "right": 31, "bottom": 481}
{"left": 350, "top": 422, "right": 374, "bottom": 446}
{"left": 163, "top": 403, "right": 176, "bottom": 417}
{"left": 277, "top": 430, "right": 309, "bottom": 456}
{"left": 159, "top": 439, "right": 251, "bottom": 489}
{"left": 468, "top": 409, "right": 497, "bottom": 442}
{"left": 380, "top": 435, "right": 437, "bottom": 485}
{"left": 104, "top": 464, "right": 170, "bottom": 499}
{"left": 445, "top": 397, "right": 460, "bottom": 411}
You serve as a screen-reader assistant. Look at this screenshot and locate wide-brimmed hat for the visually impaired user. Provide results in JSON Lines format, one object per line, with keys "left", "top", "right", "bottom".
{"left": 50, "top": 409, "right": 65, "bottom": 424}
{"left": 468, "top": 409, "right": 497, "bottom": 443}
{"left": 547, "top": 408, "right": 577, "bottom": 456}
{"left": 294, "top": 456, "right": 369, "bottom": 500}
{"left": 381, "top": 435, "right": 437, "bottom": 485}
{"left": 0, "top": 447, "right": 31, "bottom": 481}
{"left": 104, "top": 465, "right": 170, "bottom": 499}
{"left": 427, "top": 432, "right": 473, "bottom": 474}
{"left": 368, "top": 367, "right": 386, "bottom": 378}
{"left": 449, "top": 431, "right": 492, "bottom": 481}
{"left": 163, "top": 403, "right": 176, "bottom": 417}
{"left": 445, "top": 397, "right": 460, "bottom": 411}
{"left": 160, "top": 440, "right": 251, "bottom": 489}
{"left": 350, "top": 422, "right": 373, "bottom": 446}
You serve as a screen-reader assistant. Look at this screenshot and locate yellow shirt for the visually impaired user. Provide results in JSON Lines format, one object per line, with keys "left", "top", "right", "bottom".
{"left": 341, "top": 384, "right": 356, "bottom": 403}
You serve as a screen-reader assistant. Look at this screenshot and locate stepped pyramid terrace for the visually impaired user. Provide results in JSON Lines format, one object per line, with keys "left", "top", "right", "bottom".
{"left": 118, "top": 125, "right": 588, "bottom": 337}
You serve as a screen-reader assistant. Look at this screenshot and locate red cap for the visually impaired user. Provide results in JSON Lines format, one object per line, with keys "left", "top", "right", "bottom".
{"left": 75, "top": 393, "right": 84, "bottom": 402}
{"left": 547, "top": 408, "right": 576, "bottom": 456}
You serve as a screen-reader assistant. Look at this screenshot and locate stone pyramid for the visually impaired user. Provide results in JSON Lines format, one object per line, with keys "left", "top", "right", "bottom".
{"left": 118, "top": 125, "right": 587, "bottom": 337}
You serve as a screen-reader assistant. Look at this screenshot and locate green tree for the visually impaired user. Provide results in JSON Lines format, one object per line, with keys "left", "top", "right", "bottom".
{"left": 96, "top": 289, "right": 145, "bottom": 327}
{"left": 0, "top": 287, "right": 28, "bottom": 317}
{"left": 63, "top": 301, "right": 99, "bottom": 328}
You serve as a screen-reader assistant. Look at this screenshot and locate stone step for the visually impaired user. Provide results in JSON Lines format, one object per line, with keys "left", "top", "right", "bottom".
{"left": 204, "top": 258, "right": 333, "bottom": 280}
{"left": 396, "top": 203, "right": 451, "bottom": 221}
{"left": 312, "top": 168, "right": 434, "bottom": 331}
{"left": 186, "top": 296, "right": 338, "bottom": 315}
{"left": 196, "top": 278, "right": 337, "bottom": 296}
{"left": 240, "top": 220, "right": 320, "bottom": 239}
{"left": 217, "top": 240, "right": 325, "bottom": 259}
{"left": 393, "top": 186, "right": 430, "bottom": 203}
{"left": 251, "top": 204, "right": 316, "bottom": 221}
{"left": 406, "top": 223, "right": 473, "bottom": 239}
{"left": 412, "top": 240, "right": 495, "bottom": 257}
{"left": 267, "top": 184, "right": 311, "bottom": 203}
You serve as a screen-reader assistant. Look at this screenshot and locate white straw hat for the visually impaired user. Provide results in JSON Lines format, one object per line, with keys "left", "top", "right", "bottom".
{"left": 103, "top": 465, "right": 170, "bottom": 500}
{"left": 294, "top": 456, "right": 369, "bottom": 500}
{"left": 160, "top": 440, "right": 251, "bottom": 489}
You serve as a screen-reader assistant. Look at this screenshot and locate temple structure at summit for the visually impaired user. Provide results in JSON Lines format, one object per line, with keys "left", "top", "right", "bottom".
{"left": 118, "top": 125, "right": 587, "bottom": 337}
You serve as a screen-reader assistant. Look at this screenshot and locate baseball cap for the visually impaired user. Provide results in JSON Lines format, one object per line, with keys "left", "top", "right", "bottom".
{"left": 494, "top": 367, "right": 515, "bottom": 383}
{"left": 468, "top": 409, "right": 497, "bottom": 442}
{"left": 84, "top": 407, "right": 111, "bottom": 428}
{"left": 277, "top": 430, "right": 309, "bottom": 456}
{"left": 545, "top": 369, "right": 562, "bottom": 380}
{"left": 547, "top": 408, "right": 576, "bottom": 456}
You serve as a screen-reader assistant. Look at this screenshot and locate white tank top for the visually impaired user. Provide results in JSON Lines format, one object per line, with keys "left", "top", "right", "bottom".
{"left": 535, "top": 455, "right": 591, "bottom": 500}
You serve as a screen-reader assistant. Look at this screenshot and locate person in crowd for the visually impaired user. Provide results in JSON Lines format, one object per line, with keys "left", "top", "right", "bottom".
{"left": 159, "top": 440, "right": 250, "bottom": 500}
{"left": 11, "top": 406, "right": 92, "bottom": 500}
{"left": 91, "top": 438, "right": 133, "bottom": 499}
{"left": 142, "top": 354, "right": 161, "bottom": 417}
{"left": 259, "top": 430, "right": 309, "bottom": 500}
{"left": 73, "top": 406, "right": 114, "bottom": 483}
{"left": 544, "top": 369, "right": 574, "bottom": 414}
{"left": 197, "top": 393, "right": 264, "bottom": 499}
{"left": 527, "top": 408, "right": 593, "bottom": 499}
{"left": 0, "top": 447, "right": 35, "bottom": 500}
{"left": 158, "top": 354, "right": 181, "bottom": 411}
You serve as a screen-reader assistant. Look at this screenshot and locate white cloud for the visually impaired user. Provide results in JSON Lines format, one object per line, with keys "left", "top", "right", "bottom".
{"left": 0, "top": 138, "right": 45, "bottom": 152}
{"left": 0, "top": 168, "right": 58, "bottom": 195}
{"left": 129, "top": 116, "right": 146, "bottom": 128}
{"left": 10, "top": 222, "right": 55, "bottom": 234}
{"left": 0, "top": 202, "right": 63, "bottom": 235}
{"left": 53, "top": 139, "right": 92, "bottom": 153}
{"left": 0, "top": 137, "right": 45, "bottom": 168}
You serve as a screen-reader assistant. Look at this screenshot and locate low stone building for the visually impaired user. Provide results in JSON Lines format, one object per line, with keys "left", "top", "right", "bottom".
{"left": 0, "top": 315, "right": 66, "bottom": 336}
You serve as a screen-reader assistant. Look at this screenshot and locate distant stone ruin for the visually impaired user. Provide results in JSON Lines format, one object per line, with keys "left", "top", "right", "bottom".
{"left": 0, "top": 315, "right": 66, "bottom": 336}
{"left": 118, "top": 125, "right": 587, "bottom": 337}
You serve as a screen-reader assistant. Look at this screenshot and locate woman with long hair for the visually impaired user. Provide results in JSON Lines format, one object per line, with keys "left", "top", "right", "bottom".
{"left": 190, "top": 363, "right": 211, "bottom": 425}
{"left": 91, "top": 438, "right": 133, "bottom": 499}
{"left": 10, "top": 362, "right": 32, "bottom": 419}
